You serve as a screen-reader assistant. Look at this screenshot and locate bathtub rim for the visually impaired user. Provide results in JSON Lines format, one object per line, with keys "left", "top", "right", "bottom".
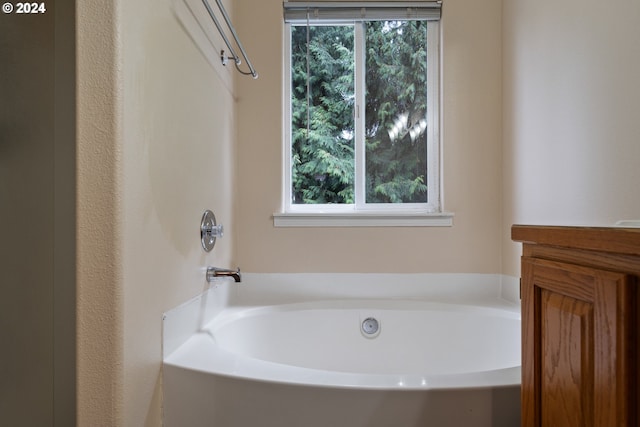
{"left": 164, "top": 330, "right": 521, "bottom": 391}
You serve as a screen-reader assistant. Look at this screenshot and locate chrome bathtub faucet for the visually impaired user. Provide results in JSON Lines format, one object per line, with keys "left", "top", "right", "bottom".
{"left": 206, "top": 266, "right": 241, "bottom": 283}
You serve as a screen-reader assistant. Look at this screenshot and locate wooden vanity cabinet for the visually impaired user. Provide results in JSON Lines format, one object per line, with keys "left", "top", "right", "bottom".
{"left": 512, "top": 225, "right": 639, "bottom": 427}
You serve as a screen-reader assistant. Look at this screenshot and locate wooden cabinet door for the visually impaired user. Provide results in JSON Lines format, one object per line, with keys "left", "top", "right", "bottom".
{"left": 521, "top": 258, "right": 635, "bottom": 427}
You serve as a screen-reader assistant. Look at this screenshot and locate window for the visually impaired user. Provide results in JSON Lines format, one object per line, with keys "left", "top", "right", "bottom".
{"left": 277, "top": 2, "right": 451, "bottom": 227}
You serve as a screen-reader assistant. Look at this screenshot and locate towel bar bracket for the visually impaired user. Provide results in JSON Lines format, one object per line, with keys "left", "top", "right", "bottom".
{"left": 202, "top": 0, "right": 258, "bottom": 79}
{"left": 220, "top": 50, "right": 241, "bottom": 67}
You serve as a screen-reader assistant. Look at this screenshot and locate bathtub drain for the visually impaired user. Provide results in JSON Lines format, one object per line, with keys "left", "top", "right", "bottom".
{"left": 361, "top": 317, "right": 379, "bottom": 336}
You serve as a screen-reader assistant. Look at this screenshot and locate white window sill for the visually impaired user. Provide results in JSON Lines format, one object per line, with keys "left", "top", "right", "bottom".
{"left": 273, "top": 211, "right": 454, "bottom": 227}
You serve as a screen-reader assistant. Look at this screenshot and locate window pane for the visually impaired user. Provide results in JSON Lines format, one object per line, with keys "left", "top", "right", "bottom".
{"left": 291, "top": 25, "right": 355, "bottom": 204}
{"left": 364, "top": 21, "right": 428, "bottom": 203}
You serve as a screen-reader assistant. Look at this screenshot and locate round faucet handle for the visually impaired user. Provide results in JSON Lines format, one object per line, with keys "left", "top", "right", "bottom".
{"left": 200, "top": 210, "right": 223, "bottom": 252}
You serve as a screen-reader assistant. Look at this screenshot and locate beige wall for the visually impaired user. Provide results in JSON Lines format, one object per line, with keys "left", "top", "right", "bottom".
{"left": 502, "top": 0, "right": 640, "bottom": 275}
{"left": 235, "top": 0, "right": 504, "bottom": 274}
{"left": 78, "top": 0, "right": 237, "bottom": 424}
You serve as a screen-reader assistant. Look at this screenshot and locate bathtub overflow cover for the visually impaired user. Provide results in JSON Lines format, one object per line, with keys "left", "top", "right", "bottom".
{"left": 361, "top": 317, "right": 379, "bottom": 336}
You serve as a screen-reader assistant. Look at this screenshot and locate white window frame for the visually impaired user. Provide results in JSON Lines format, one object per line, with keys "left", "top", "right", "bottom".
{"left": 276, "top": 10, "right": 452, "bottom": 227}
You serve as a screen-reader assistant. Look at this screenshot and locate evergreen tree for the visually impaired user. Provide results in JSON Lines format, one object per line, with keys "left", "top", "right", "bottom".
{"left": 365, "top": 20, "right": 428, "bottom": 203}
{"left": 290, "top": 21, "right": 429, "bottom": 204}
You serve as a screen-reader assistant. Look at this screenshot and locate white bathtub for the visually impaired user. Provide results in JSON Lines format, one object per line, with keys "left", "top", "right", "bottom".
{"left": 163, "top": 273, "right": 521, "bottom": 427}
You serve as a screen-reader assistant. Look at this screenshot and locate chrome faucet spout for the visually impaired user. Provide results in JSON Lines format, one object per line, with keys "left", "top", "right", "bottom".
{"left": 206, "top": 266, "right": 241, "bottom": 283}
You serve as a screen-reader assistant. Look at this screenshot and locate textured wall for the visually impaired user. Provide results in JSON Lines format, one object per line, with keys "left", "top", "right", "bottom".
{"left": 77, "top": 1, "right": 123, "bottom": 424}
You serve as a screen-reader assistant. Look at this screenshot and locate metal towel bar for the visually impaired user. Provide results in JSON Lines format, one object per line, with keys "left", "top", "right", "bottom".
{"left": 202, "top": 0, "right": 258, "bottom": 79}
